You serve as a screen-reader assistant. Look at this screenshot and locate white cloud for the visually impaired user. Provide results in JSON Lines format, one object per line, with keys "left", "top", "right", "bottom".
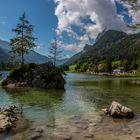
{"left": 118, "top": 0, "right": 140, "bottom": 24}
{"left": 54, "top": 0, "right": 138, "bottom": 52}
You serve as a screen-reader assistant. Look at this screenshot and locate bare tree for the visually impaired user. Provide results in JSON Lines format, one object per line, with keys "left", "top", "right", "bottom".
{"left": 49, "top": 37, "right": 63, "bottom": 66}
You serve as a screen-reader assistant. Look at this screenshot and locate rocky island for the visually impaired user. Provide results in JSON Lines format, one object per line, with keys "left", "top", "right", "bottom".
{"left": 1, "top": 63, "right": 65, "bottom": 89}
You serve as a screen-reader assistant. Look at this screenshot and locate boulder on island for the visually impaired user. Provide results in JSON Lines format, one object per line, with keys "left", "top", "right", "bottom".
{"left": 107, "top": 101, "right": 134, "bottom": 118}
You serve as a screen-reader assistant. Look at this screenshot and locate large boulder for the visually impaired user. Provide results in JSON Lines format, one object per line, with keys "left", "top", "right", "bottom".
{"left": 0, "top": 106, "right": 18, "bottom": 132}
{"left": 107, "top": 101, "right": 134, "bottom": 118}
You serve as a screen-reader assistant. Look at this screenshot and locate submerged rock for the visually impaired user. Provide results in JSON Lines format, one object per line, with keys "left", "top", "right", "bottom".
{"left": 29, "top": 127, "right": 44, "bottom": 140}
{"left": 54, "top": 134, "right": 72, "bottom": 140}
{"left": 135, "top": 135, "right": 140, "bottom": 139}
{"left": 107, "top": 101, "right": 134, "bottom": 118}
{"left": 84, "top": 133, "right": 94, "bottom": 138}
{"left": 29, "top": 132, "right": 42, "bottom": 140}
{"left": 35, "top": 128, "right": 44, "bottom": 133}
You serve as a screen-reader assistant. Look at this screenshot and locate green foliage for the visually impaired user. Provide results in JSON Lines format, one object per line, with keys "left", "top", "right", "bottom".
{"left": 69, "top": 65, "right": 77, "bottom": 72}
{"left": 105, "top": 57, "right": 112, "bottom": 73}
{"left": 1, "top": 79, "right": 8, "bottom": 86}
{"left": 40, "top": 67, "right": 65, "bottom": 83}
{"left": 94, "top": 65, "right": 99, "bottom": 73}
{"left": 60, "top": 65, "right": 69, "bottom": 71}
{"left": 9, "top": 63, "right": 37, "bottom": 82}
{"left": 80, "top": 64, "right": 88, "bottom": 72}
{"left": 99, "top": 63, "right": 107, "bottom": 72}
{"left": 0, "top": 61, "right": 17, "bottom": 70}
{"left": 112, "top": 61, "right": 121, "bottom": 68}
{"left": 10, "top": 13, "right": 37, "bottom": 64}
{"left": 69, "top": 30, "right": 140, "bottom": 73}
{"left": 3, "top": 63, "right": 65, "bottom": 88}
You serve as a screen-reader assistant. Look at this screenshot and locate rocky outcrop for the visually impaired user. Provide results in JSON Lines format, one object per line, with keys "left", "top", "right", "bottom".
{"left": 107, "top": 101, "right": 134, "bottom": 118}
{"left": 1, "top": 63, "right": 65, "bottom": 89}
{"left": 0, "top": 106, "right": 18, "bottom": 132}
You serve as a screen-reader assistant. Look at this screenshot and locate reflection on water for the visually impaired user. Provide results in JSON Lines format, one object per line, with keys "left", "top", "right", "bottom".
{"left": 0, "top": 73, "right": 140, "bottom": 139}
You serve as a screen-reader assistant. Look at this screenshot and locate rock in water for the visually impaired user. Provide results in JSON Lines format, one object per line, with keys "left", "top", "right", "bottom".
{"left": 54, "top": 134, "right": 72, "bottom": 140}
{"left": 108, "top": 101, "right": 134, "bottom": 118}
{"left": 0, "top": 106, "right": 18, "bottom": 132}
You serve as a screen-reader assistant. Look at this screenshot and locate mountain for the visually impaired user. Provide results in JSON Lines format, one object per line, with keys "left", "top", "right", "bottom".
{"left": 65, "top": 44, "right": 92, "bottom": 65}
{"left": 83, "top": 30, "right": 127, "bottom": 58}
{"left": 95, "top": 28, "right": 107, "bottom": 42}
{"left": 65, "top": 30, "right": 127, "bottom": 65}
{"left": 0, "top": 39, "right": 49, "bottom": 64}
{"left": 65, "top": 29, "right": 140, "bottom": 72}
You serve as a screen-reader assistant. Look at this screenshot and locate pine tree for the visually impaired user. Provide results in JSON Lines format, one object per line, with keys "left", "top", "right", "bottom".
{"left": 49, "top": 37, "right": 63, "bottom": 66}
{"left": 10, "top": 13, "right": 36, "bottom": 65}
{"left": 106, "top": 57, "right": 112, "bottom": 74}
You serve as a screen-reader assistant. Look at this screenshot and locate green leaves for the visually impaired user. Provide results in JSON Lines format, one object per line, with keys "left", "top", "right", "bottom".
{"left": 10, "top": 13, "right": 37, "bottom": 64}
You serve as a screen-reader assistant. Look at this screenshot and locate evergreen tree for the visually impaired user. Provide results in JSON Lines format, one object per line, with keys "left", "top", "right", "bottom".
{"left": 10, "top": 13, "right": 36, "bottom": 65}
{"left": 49, "top": 37, "right": 63, "bottom": 66}
{"left": 106, "top": 57, "right": 112, "bottom": 73}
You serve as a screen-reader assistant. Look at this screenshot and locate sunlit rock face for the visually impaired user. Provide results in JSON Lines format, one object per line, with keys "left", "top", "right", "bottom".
{"left": 0, "top": 106, "right": 18, "bottom": 132}
{"left": 108, "top": 101, "right": 134, "bottom": 118}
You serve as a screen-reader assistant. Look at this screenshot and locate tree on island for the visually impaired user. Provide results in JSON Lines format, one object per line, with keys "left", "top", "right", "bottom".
{"left": 49, "top": 37, "right": 63, "bottom": 66}
{"left": 10, "top": 13, "right": 36, "bottom": 65}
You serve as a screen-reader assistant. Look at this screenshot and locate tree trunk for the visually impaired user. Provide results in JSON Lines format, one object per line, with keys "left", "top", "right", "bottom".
{"left": 21, "top": 51, "right": 24, "bottom": 65}
{"left": 54, "top": 53, "right": 56, "bottom": 67}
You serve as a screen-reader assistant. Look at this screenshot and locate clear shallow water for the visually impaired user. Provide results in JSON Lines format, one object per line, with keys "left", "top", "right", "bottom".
{"left": 1, "top": 73, "right": 140, "bottom": 139}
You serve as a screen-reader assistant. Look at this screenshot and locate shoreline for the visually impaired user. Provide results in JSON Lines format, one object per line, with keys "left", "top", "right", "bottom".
{"left": 65, "top": 71, "right": 140, "bottom": 78}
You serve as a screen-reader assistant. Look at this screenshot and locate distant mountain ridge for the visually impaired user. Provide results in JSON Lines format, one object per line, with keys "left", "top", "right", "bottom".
{"left": 0, "top": 39, "right": 49, "bottom": 64}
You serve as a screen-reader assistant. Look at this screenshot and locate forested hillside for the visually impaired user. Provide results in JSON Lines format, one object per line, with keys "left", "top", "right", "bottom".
{"left": 66, "top": 30, "right": 140, "bottom": 73}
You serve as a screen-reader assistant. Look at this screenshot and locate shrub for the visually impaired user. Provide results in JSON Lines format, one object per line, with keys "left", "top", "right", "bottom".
{"left": 9, "top": 64, "right": 35, "bottom": 82}
{"left": 1, "top": 78, "right": 8, "bottom": 86}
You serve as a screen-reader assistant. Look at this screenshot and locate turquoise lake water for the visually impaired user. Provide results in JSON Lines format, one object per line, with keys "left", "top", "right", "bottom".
{"left": 1, "top": 72, "right": 140, "bottom": 140}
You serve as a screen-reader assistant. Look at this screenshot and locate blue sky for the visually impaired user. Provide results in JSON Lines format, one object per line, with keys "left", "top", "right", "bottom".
{"left": 0, "top": 0, "right": 57, "bottom": 56}
{"left": 0, "top": 0, "right": 138, "bottom": 57}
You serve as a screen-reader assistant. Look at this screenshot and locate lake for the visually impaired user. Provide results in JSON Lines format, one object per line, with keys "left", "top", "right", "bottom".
{"left": 1, "top": 72, "right": 140, "bottom": 140}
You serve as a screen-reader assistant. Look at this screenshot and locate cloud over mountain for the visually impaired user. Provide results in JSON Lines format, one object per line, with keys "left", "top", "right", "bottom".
{"left": 54, "top": 0, "right": 139, "bottom": 52}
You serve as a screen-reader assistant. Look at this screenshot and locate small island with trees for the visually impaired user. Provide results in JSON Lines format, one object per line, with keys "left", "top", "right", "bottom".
{"left": 0, "top": 13, "right": 65, "bottom": 89}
